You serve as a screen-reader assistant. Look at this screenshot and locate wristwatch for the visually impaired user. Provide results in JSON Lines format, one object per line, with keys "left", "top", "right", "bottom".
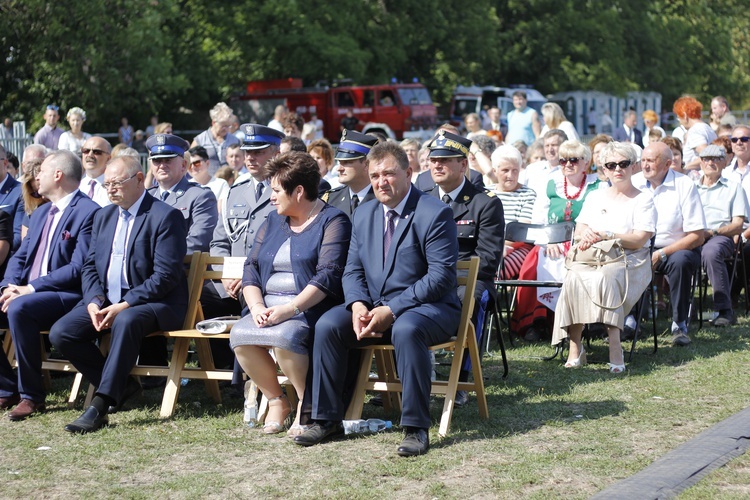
{"left": 605, "top": 231, "right": 615, "bottom": 240}
{"left": 659, "top": 250, "right": 667, "bottom": 262}
{"left": 292, "top": 303, "right": 301, "bottom": 316}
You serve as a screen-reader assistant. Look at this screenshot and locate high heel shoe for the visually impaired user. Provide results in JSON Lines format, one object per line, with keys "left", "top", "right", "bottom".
{"left": 564, "top": 346, "right": 586, "bottom": 368}
{"left": 608, "top": 349, "right": 626, "bottom": 374}
{"left": 263, "top": 394, "right": 291, "bottom": 434}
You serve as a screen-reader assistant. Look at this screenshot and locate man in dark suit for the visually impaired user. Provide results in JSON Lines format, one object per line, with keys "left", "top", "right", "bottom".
{"left": 0, "top": 144, "right": 25, "bottom": 251}
{"left": 141, "top": 133, "right": 217, "bottom": 379}
{"left": 424, "top": 130, "right": 504, "bottom": 407}
{"left": 0, "top": 150, "right": 99, "bottom": 420}
{"left": 49, "top": 155, "right": 188, "bottom": 433}
{"left": 294, "top": 142, "right": 461, "bottom": 456}
{"left": 612, "top": 110, "right": 644, "bottom": 148}
{"left": 322, "top": 130, "right": 378, "bottom": 218}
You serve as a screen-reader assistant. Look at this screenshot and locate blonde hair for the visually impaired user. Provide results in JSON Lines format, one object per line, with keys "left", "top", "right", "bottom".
{"left": 66, "top": 107, "right": 86, "bottom": 121}
{"left": 209, "top": 102, "right": 234, "bottom": 123}
{"left": 541, "top": 103, "right": 567, "bottom": 129}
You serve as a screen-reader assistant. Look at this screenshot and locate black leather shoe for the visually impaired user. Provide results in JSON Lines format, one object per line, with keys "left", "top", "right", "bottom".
{"left": 397, "top": 428, "right": 429, "bottom": 457}
{"left": 293, "top": 421, "right": 343, "bottom": 447}
{"left": 108, "top": 377, "right": 143, "bottom": 414}
{"left": 65, "top": 406, "right": 108, "bottom": 434}
{"left": 454, "top": 390, "right": 469, "bottom": 408}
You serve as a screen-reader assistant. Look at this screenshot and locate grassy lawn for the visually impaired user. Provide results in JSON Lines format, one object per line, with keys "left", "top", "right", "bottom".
{"left": 2, "top": 311, "right": 750, "bottom": 498}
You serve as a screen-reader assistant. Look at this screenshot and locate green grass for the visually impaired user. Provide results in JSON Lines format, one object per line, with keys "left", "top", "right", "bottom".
{"left": 2, "top": 311, "right": 750, "bottom": 498}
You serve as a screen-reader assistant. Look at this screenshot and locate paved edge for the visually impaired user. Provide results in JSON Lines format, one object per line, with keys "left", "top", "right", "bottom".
{"left": 591, "top": 405, "right": 750, "bottom": 499}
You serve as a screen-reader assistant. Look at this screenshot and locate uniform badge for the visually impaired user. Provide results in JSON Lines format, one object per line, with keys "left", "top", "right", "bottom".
{"left": 156, "top": 135, "right": 165, "bottom": 145}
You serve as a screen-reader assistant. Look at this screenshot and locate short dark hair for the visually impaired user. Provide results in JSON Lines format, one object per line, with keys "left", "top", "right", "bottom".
{"left": 188, "top": 146, "right": 209, "bottom": 161}
{"left": 281, "top": 136, "right": 307, "bottom": 152}
{"left": 264, "top": 151, "right": 320, "bottom": 201}
{"left": 368, "top": 141, "right": 409, "bottom": 170}
{"left": 512, "top": 90, "right": 527, "bottom": 100}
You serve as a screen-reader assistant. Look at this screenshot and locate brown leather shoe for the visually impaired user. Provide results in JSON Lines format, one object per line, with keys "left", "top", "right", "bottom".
{"left": 0, "top": 394, "right": 20, "bottom": 409}
{"left": 7, "top": 399, "right": 45, "bottom": 421}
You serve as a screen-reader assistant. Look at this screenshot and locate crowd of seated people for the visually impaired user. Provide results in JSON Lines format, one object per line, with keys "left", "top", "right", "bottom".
{"left": 1, "top": 97, "right": 749, "bottom": 458}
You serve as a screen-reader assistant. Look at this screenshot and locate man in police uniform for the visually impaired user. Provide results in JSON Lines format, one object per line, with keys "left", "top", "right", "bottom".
{"left": 140, "top": 133, "right": 218, "bottom": 381}
{"left": 206, "top": 124, "right": 284, "bottom": 355}
{"left": 146, "top": 133, "right": 217, "bottom": 254}
{"left": 322, "top": 130, "right": 378, "bottom": 219}
{"left": 425, "top": 130, "right": 504, "bottom": 406}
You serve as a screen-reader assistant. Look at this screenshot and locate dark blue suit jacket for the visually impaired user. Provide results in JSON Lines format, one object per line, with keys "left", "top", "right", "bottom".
{"left": 82, "top": 193, "right": 188, "bottom": 330}
{"left": 343, "top": 187, "right": 461, "bottom": 331}
{"left": 1, "top": 191, "right": 99, "bottom": 292}
{"left": 0, "top": 175, "right": 25, "bottom": 251}
{"left": 612, "top": 125, "right": 644, "bottom": 148}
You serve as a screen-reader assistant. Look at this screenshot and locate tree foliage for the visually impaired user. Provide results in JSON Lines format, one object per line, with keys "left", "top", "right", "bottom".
{"left": 1, "top": 0, "right": 749, "bottom": 132}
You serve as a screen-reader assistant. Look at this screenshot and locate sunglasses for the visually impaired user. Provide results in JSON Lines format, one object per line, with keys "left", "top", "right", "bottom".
{"left": 603, "top": 160, "right": 632, "bottom": 171}
{"left": 46, "top": 104, "right": 59, "bottom": 112}
{"left": 190, "top": 159, "right": 204, "bottom": 166}
{"left": 81, "top": 148, "right": 107, "bottom": 156}
{"left": 730, "top": 136, "right": 750, "bottom": 144}
{"left": 559, "top": 157, "right": 581, "bottom": 165}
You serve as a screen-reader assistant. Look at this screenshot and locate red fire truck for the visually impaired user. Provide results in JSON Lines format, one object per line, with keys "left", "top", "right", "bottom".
{"left": 229, "top": 78, "right": 438, "bottom": 143}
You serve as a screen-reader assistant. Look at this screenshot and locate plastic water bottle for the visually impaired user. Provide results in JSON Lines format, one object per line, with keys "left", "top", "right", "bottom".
{"left": 342, "top": 418, "right": 392, "bottom": 435}
{"left": 243, "top": 380, "right": 259, "bottom": 428}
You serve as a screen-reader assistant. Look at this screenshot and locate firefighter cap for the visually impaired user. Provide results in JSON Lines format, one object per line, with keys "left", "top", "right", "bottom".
{"left": 335, "top": 129, "right": 378, "bottom": 160}
{"left": 427, "top": 130, "right": 471, "bottom": 158}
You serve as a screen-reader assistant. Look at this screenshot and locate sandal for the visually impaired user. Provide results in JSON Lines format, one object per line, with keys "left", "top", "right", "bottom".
{"left": 263, "top": 394, "right": 291, "bottom": 434}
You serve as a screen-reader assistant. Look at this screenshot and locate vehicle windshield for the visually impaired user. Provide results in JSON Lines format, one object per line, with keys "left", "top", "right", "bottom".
{"left": 397, "top": 88, "right": 433, "bottom": 106}
{"left": 454, "top": 98, "right": 479, "bottom": 117}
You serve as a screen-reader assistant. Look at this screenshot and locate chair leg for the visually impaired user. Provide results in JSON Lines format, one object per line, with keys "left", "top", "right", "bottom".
{"left": 159, "top": 338, "right": 190, "bottom": 418}
{"left": 194, "top": 338, "right": 221, "bottom": 404}
{"left": 344, "top": 349, "right": 374, "bottom": 420}
{"left": 466, "top": 324, "right": 489, "bottom": 420}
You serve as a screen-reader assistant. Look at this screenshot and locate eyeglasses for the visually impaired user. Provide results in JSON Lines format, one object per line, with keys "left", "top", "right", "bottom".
{"left": 730, "top": 136, "right": 750, "bottom": 143}
{"left": 701, "top": 156, "right": 724, "bottom": 162}
{"left": 559, "top": 158, "right": 581, "bottom": 165}
{"left": 603, "top": 160, "right": 632, "bottom": 171}
{"left": 81, "top": 148, "right": 107, "bottom": 156}
{"left": 102, "top": 172, "right": 138, "bottom": 190}
{"left": 190, "top": 159, "right": 204, "bottom": 166}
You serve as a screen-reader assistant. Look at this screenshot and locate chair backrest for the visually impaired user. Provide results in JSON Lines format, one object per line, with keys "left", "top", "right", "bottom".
{"left": 456, "top": 257, "right": 480, "bottom": 340}
{"left": 181, "top": 252, "right": 207, "bottom": 329}
{"left": 504, "top": 221, "right": 576, "bottom": 245}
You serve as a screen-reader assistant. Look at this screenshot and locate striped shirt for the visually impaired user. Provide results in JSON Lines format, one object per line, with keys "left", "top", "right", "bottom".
{"left": 492, "top": 184, "right": 537, "bottom": 224}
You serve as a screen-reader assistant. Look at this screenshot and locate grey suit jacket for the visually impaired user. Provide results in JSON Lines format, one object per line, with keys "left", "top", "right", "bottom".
{"left": 149, "top": 176, "right": 217, "bottom": 254}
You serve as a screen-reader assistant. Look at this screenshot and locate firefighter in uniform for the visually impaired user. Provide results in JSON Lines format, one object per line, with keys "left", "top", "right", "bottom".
{"left": 321, "top": 130, "right": 378, "bottom": 219}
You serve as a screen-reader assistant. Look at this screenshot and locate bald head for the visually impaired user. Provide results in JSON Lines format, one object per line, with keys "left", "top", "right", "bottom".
{"left": 641, "top": 142, "right": 673, "bottom": 186}
{"left": 81, "top": 136, "right": 112, "bottom": 178}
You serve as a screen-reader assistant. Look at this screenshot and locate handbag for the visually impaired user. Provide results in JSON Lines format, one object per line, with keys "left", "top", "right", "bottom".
{"left": 565, "top": 239, "right": 629, "bottom": 310}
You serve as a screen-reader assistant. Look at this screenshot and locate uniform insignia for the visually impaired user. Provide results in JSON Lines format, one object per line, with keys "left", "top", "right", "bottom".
{"left": 463, "top": 195, "right": 470, "bottom": 201}
{"left": 156, "top": 135, "right": 165, "bottom": 145}
{"left": 322, "top": 192, "right": 330, "bottom": 202}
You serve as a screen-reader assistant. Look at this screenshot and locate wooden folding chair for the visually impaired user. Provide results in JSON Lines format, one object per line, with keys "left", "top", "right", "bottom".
{"left": 154, "top": 253, "right": 296, "bottom": 419}
{"left": 345, "top": 257, "right": 487, "bottom": 437}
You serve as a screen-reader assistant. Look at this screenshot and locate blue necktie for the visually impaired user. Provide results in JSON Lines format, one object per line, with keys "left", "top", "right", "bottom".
{"left": 107, "top": 210, "right": 132, "bottom": 304}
